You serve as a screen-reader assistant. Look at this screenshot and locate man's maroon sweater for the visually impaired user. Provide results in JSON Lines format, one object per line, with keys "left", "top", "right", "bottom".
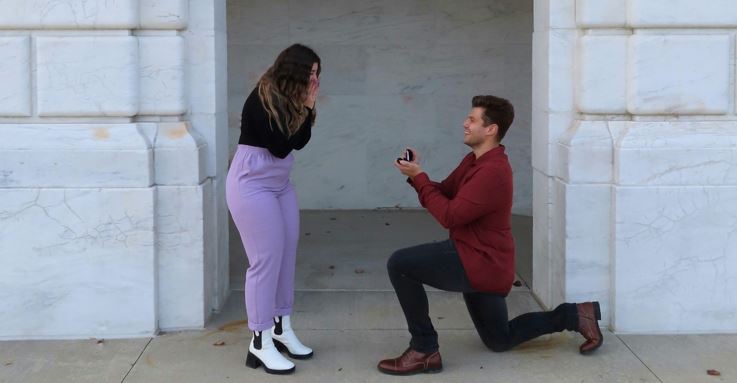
{"left": 410, "top": 145, "right": 515, "bottom": 295}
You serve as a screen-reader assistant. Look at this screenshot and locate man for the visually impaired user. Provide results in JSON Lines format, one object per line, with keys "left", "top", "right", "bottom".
{"left": 378, "top": 95, "right": 603, "bottom": 375}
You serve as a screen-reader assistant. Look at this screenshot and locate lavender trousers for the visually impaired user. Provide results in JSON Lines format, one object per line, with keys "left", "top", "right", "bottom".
{"left": 226, "top": 145, "right": 299, "bottom": 331}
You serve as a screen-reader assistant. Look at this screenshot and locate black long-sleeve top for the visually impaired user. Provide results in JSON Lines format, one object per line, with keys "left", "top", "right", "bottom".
{"left": 238, "top": 87, "right": 313, "bottom": 158}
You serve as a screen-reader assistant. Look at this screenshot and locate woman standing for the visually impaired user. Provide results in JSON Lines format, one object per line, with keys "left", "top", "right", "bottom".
{"left": 226, "top": 44, "right": 320, "bottom": 375}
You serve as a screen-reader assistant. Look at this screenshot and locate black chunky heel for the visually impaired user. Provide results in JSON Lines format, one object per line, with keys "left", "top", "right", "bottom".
{"left": 245, "top": 352, "right": 261, "bottom": 369}
{"left": 246, "top": 350, "right": 295, "bottom": 374}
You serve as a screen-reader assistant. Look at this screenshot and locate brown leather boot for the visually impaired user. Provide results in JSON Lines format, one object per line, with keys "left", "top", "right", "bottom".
{"left": 377, "top": 347, "right": 443, "bottom": 375}
{"left": 577, "top": 301, "right": 603, "bottom": 354}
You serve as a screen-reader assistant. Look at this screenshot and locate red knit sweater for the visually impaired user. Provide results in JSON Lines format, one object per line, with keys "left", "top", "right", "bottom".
{"left": 410, "top": 145, "right": 515, "bottom": 295}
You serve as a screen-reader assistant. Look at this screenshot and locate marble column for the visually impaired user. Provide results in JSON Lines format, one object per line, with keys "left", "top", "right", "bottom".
{"left": 0, "top": 0, "right": 228, "bottom": 339}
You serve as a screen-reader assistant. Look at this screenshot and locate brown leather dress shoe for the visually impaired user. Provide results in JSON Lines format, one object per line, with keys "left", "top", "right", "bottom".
{"left": 377, "top": 347, "right": 443, "bottom": 375}
{"left": 577, "top": 301, "right": 603, "bottom": 354}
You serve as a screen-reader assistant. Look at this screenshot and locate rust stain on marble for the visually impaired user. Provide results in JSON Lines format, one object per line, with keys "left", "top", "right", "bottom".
{"left": 92, "top": 127, "right": 110, "bottom": 140}
{"left": 164, "top": 124, "right": 188, "bottom": 139}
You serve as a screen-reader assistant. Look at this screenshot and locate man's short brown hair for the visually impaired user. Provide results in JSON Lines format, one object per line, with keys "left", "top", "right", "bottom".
{"left": 472, "top": 95, "right": 514, "bottom": 142}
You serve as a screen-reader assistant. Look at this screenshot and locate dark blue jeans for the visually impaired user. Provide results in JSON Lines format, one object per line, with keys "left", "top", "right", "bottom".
{"left": 387, "top": 239, "right": 578, "bottom": 353}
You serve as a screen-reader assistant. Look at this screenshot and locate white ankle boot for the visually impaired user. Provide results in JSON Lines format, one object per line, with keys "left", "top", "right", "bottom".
{"left": 271, "top": 315, "right": 314, "bottom": 359}
{"left": 245, "top": 330, "right": 295, "bottom": 374}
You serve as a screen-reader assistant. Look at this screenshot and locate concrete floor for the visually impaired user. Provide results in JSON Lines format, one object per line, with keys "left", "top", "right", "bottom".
{"left": 2, "top": 211, "right": 735, "bottom": 383}
{"left": 230, "top": 210, "right": 533, "bottom": 291}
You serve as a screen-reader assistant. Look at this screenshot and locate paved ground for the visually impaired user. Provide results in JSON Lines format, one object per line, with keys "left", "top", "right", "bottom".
{"left": 2, "top": 211, "right": 734, "bottom": 383}
{"left": 230, "top": 210, "right": 533, "bottom": 291}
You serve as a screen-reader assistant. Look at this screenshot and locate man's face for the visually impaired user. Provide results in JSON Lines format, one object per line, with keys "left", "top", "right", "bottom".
{"left": 463, "top": 107, "right": 494, "bottom": 147}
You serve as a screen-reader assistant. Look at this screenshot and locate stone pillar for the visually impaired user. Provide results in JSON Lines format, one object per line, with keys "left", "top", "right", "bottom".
{"left": 0, "top": 0, "right": 228, "bottom": 339}
{"left": 184, "top": 0, "right": 230, "bottom": 320}
{"left": 531, "top": 0, "right": 577, "bottom": 314}
{"left": 536, "top": 0, "right": 737, "bottom": 332}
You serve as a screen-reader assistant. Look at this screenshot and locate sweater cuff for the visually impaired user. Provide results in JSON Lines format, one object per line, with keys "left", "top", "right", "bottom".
{"left": 411, "top": 172, "right": 431, "bottom": 190}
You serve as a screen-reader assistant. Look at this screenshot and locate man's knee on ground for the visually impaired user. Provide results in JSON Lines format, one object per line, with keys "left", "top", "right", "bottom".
{"left": 482, "top": 338, "right": 511, "bottom": 353}
{"left": 474, "top": 337, "right": 512, "bottom": 352}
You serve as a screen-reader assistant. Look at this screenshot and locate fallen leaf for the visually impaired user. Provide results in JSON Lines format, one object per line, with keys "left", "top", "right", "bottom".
{"left": 437, "top": 317, "right": 445, "bottom": 320}
{"left": 384, "top": 222, "right": 391, "bottom": 226}
{"left": 96, "top": 339, "right": 105, "bottom": 344}
{"left": 480, "top": 366, "right": 484, "bottom": 369}
{"left": 328, "top": 265, "right": 335, "bottom": 270}
{"left": 145, "top": 355, "right": 156, "bottom": 367}
{"left": 213, "top": 341, "right": 226, "bottom": 346}
{"left": 513, "top": 280, "right": 523, "bottom": 287}
{"left": 354, "top": 268, "right": 365, "bottom": 274}
{"left": 304, "top": 232, "right": 311, "bottom": 236}
{"left": 338, "top": 368, "right": 343, "bottom": 372}
{"left": 707, "top": 369, "right": 721, "bottom": 376}
{"left": 330, "top": 217, "right": 337, "bottom": 221}
{"left": 4, "top": 362, "right": 12, "bottom": 367}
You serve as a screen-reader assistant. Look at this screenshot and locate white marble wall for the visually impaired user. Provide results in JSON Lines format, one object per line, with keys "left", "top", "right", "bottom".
{"left": 4, "top": 0, "right": 736, "bottom": 339}
{"left": 226, "top": 0, "right": 534, "bottom": 214}
{"left": 0, "top": 0, "right": 229, "bottom": 339}
{"left": 139, "top": 36, "right": 186, "bottom": 115}
{"left": 0, "top": 0, "right": 139, "bottom": 28}
{"left": 556, "top": 121, "right": 614, "bottom": 325}
{"left": 138, "top": 121, "right": 214, "bottom": 331}
{"left": 535, "top": 0, "right": 737, "bottom": 333}
{"left": 531, "top": 0, "right": 576, "bottom": 309}
{"left": 0, "top": 36, "right": 31, "bottom": 116}
{"left": 0, "top": 188, "right": 156, "bottom": 339}
{"left": 155, "top": 182, "right": 212, "bottom": 330}
{"left": 185, "top": 0, "right": 230, "bottom": 316}
{"left": 0, "top": 124, "right": 156, "bottom": 339}
{"left": 612, "top": 122, "right": 737, "bottom": 333}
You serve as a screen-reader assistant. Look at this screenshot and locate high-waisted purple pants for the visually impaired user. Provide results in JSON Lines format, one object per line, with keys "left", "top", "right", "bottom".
{"left": 226, "top": 145, "right": 299, "bottom": 331}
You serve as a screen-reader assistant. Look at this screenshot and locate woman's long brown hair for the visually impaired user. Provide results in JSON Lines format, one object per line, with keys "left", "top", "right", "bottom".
{"left": 257, "top": 44, "right": 321, "bottom": 137}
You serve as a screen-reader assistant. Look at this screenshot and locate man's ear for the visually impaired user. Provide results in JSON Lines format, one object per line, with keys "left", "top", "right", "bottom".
{"left": 485, "top": 123, "right": 499, "bottom": 138}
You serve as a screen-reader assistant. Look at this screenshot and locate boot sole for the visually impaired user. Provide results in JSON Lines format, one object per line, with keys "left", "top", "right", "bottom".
{"left": 245, "top": 351, "right": 295, "bottom": 375}
{"left": 273, "top": 339, "right": 314, "bottom": 360}
{"left": 377, "top": 365, "right": 443, "bottom": 375}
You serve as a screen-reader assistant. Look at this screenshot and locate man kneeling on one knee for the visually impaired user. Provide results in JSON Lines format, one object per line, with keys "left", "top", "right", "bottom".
{"left": 378, "top": 95, "right": 603, "bottom": 376}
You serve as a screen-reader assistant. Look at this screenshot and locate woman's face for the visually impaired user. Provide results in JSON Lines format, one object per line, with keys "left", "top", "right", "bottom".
{"left": 309, "top": 63, "right": 319, "bottom": 83}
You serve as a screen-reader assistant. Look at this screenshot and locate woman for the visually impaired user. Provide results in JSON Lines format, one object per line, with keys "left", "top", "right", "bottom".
{"left": 226, "top": 44, "right": 320, "bottom": 375}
